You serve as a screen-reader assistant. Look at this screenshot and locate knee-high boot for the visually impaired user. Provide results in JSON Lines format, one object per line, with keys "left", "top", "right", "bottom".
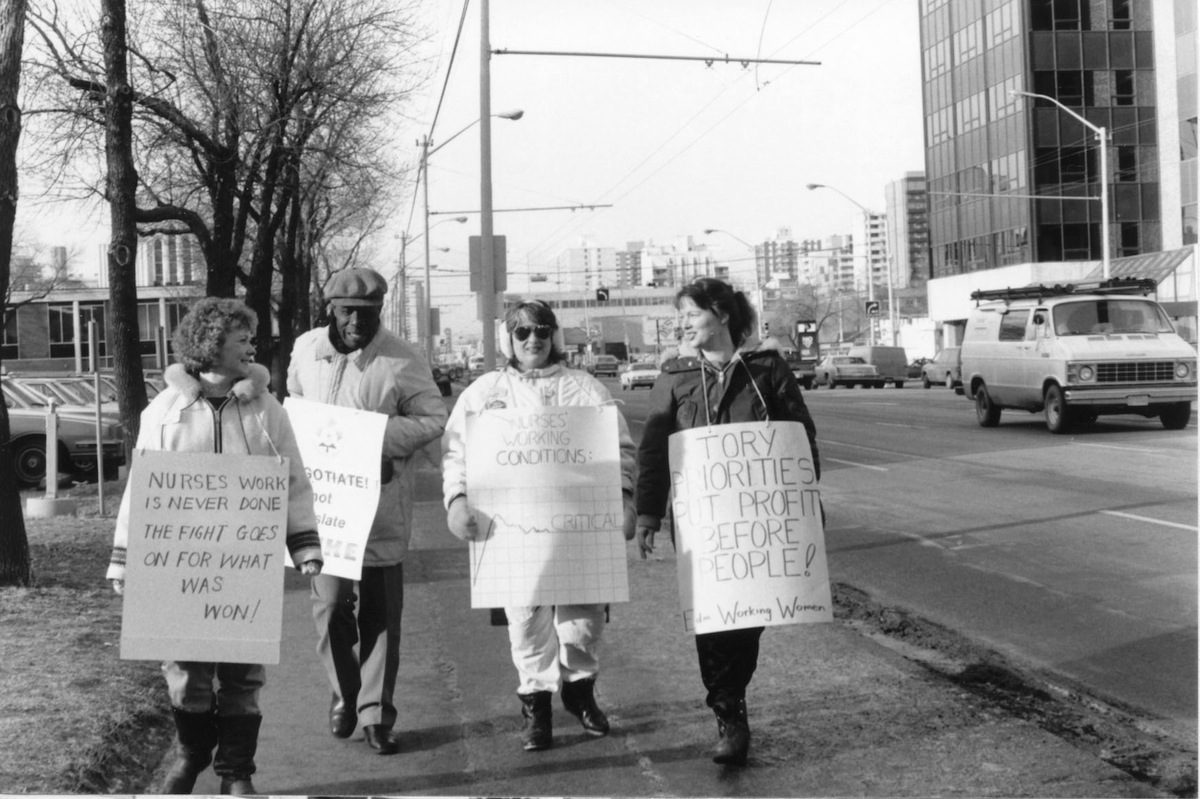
{"left": 518, "top": 691, "right": 553, "bottom": 752}
{"left": 213, "top": 714, "right": 262, "bottom": 795}
{"left": 161, "top": 708, "right": 218, "bottom": 794}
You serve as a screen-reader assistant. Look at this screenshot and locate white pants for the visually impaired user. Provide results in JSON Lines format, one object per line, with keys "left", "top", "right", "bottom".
{"left": 505, "top": 603, "right": 605, "bottom": 694}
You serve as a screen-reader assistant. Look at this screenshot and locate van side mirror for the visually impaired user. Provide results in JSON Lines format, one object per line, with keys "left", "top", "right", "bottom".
{"left": 1033, "top": 313, "right": 1045, "bottom": 326}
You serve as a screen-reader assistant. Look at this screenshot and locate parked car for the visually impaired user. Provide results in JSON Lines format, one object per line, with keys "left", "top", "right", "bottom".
{"left": 921, "top": 347, "right": 962, "bottom": 389}
{"left": 907, "top": 357, "right": 931, "bottom": 379}
{"left": 7, "top": 374, "right": 123, "bottom": 421}
{"left": 4, "top": 383, "right": 126, "bottom": 487}
{"left": 431, "top": 366, "right": 453, "bottom": 397}
{"left": 587, "top": 355, "right": 621, "bottom": 377}
{"left": 846, "top": 345, "right": 909, "bottom": 388}
{"left": 619, "top": 362, "right": 661, "bottom": 390}
{"left": 814, "top": 355, "right": 882, "bottom": 388}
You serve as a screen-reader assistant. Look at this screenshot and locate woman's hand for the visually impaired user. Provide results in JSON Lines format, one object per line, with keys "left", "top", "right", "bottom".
{"left": 111, "top": 579, "right": 124, "bottom": 596}
{"left": 299, "top": 560, "right": 322, "bottom": 576}
{"left": 635, "top": 526, "right": 656, "bottom": 559}
{"left": 447, "top": 496, "right": 481, "bottom": 541}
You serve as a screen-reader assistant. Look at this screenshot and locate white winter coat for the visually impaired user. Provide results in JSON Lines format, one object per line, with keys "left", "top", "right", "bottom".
{"left": 441, "top": 363, "right": 636, "bottom": 507}
{"left": 107, "top": 363, "right": 322, "bottom": 582}
{"left": 287, "top": 325, "right": 447, "bottom": 566}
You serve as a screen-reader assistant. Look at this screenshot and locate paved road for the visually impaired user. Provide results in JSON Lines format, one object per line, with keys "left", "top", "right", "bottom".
{"left": 617, "top": 379, "right": 1198, "bottom": 738}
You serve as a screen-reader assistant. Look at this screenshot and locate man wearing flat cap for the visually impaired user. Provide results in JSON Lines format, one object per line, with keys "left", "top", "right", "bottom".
{"left": 287, "top": 267, "right": 447, "bottom": 755}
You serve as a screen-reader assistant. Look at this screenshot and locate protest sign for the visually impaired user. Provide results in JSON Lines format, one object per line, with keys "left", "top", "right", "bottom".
{"left": 465, "top": 405, "right": 628, "bottom": 608}
{"left": 284, "top": 397, "right": 387, "bottom": 580}
{"left": 669, "top": 421, "right": 832, "bottom": 634}
{"left": 120, "top": 450, "right": 289, "bottom": 664}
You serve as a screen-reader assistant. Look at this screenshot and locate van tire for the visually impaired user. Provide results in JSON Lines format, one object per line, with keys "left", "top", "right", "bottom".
{"left": 1160, "top": 402, "right": 1192, "bottom": 430}
{"left": 922, "top": 375, "right": 932, "bottom": 389}
{"left": 945, "top": 374, "right": 955, "bottom": 390}
{"left": 975, "top": 384, "right": 1001, "bottom": 427}
{"left": 894, "top": 381, "right": 905, "bottom": 389}
{"left": 1044, "top": 384, "right": 1072, "bottom": 434}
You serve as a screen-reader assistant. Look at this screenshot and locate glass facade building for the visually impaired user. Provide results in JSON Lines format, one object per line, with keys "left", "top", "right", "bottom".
{"left": 920, "top": 0, "right": 1164, "bottom": 278}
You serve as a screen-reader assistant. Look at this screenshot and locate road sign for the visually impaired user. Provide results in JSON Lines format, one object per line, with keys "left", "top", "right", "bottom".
{"left": 865, "top": 300, "right": 881, "bottom": 317}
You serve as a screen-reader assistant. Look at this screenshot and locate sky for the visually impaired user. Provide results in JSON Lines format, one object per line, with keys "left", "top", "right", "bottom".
{"left": 401, "top": 0, "right": 926, "bottom": 338}
{"left": 15, "top": 0, "right": 927, "bottom": 343}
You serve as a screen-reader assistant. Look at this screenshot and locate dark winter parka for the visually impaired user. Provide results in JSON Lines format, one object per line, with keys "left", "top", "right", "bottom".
{"left": 635, "top": 348, "right": 820, "bottom": 528}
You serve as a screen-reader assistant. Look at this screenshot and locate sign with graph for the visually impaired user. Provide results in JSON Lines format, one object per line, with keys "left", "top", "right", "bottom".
{"left": 464, "top": 406, "right": 628, "bottom": 608}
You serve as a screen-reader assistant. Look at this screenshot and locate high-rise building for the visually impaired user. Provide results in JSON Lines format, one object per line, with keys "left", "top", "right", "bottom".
{"left": 885, "top": 172, "right": 931, "bottom": 289}
{"left": 920, "top": 0, "right": 1194, "bottom": 275}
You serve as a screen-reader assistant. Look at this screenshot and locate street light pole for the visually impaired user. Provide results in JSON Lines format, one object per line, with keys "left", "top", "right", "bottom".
{"left": 1011, "top": 90, "right": 1110, "bottom": 279}
{"left": 703, "top": 228, "right": 765, "bottom": 332}
{"left": 806, "top": 183, "right": 887, "bottom": 346}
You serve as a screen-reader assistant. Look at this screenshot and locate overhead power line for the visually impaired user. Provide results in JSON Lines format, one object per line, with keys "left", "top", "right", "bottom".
{"left": 492, "top": 49, "right": 820, "bottom": 67}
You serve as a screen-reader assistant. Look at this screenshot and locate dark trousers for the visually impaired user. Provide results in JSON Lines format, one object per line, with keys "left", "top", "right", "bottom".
{"left": 695, "top": 626, "right": 764, "bottom": 707}
{"left": 311, "top": 563, "right": 404, "bottom": 728}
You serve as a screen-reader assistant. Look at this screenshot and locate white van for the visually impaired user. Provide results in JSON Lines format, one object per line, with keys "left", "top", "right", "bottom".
{"left": 960, "top": 279, "right": 1196, "bottom": 433}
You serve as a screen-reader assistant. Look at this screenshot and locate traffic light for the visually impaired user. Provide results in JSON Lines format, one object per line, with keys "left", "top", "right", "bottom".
{"left": 763, "top": 322, "right": 770, "bottom": 335}
{"left": 596, "top": 287, "right": 610, "bottom": 302}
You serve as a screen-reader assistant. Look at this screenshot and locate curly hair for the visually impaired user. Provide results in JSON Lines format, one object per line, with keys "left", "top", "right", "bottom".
{"left": 172, "top": 297, "right": 258, "bottom": 373}
{"left": 504, "top": 299, "right": 563, "bottom": 367}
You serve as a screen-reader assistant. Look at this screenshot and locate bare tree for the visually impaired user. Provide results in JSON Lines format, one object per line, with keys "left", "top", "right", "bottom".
{"left": 0, "top": 0, "right": 32, "bottom": 586}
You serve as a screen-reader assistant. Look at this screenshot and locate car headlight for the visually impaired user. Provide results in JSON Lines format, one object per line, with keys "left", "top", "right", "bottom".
{"left": 1176, "top": 360, "right": 1194, "bottom": 379}
{"left": 1078, "top": 365, "right": 1094, "bottom": 382}
{"left": 1067, "top": 363, "right": 1095, "bottom": 383}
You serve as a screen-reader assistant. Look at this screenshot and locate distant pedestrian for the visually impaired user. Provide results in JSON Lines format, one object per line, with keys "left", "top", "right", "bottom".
{"left": 634, "top": 277, "right": 821, "bottom": 766}
{"left": 107, "top": 297, "right": 324, "bottom": 795}
{"left": 441, "top": 299, "right": 637, "bottom": 752}
{"left": 287, "top": 267, "right": 447, "bottom": 755}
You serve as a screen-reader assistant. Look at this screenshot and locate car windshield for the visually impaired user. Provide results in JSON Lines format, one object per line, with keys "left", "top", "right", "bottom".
{"left": 836, "top": 357, "right": 866, "bottom": 364}
{"left": 1052, "top": 299, "right": 1174, "bottom": 336}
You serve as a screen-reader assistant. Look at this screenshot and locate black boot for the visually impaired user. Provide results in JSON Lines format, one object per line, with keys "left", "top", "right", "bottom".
{"left": 518, "top": 691, "right": 553, "bottom": 752}
{"left": 214, "top": 714, "right": 262, "bottom": 795}
{"left": 711, "top": 697, "right": 750, "bottom": 766}
{"left": 561, "top": 678, "right": 610, "bottom": 737}
{"left": 161, "top": 708, "right": 218, "bottom": 794}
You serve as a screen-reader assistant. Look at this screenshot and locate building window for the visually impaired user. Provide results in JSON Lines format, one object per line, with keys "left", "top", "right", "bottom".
{"left": 986, "top": 2, "right": 1018, "bottom": 47}
{"left": 1, "top": 311, "right": 17, "bottom": 360}
{"left": 953, "top": 20, "right": 983, "bottom": 63}
{"left": 1111, "top": 0, "right": 1132, "bottom": 30}
{"left": 1119, "top": 222, "right": 1140, "bottom": 256}
{"left": 1116, "top": 146, "right": 1138, "bottom": 181}
{"left": 1113, "top": 70, "right": 1135, "bottom": 105}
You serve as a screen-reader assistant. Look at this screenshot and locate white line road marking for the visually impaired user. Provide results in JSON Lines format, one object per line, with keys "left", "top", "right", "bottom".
{"left": 1100, "top": 510, "right": 1198, "bottom": 532}
{"left": 875, "top": 421, "right": 925, "bottom": 428}
{"left": 1075, "top": 442, "right": 1161, "bottom": 454}
{"left": 827, "top": 457, "right": 889, "bottom": 472}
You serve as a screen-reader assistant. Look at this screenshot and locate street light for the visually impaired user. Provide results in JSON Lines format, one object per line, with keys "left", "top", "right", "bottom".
{"left": 396, "top": 218, "right": 467, "bottom": 339}
{"left": 1011, "top": 89, "right": 1110, "bottom": 279}
{"left": 703, "top": 228, "right": 765, "bottom": 327}
{"left": 806, "top": 183, "right": 894, "bottom": 346}
{"left": 419, "top": 107, "right": 524, "bottom": 363}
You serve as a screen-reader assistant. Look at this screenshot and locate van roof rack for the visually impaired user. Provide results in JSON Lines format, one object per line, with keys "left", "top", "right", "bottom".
{"left": 970, "top": 277, "right": 1157, "bottom": 304}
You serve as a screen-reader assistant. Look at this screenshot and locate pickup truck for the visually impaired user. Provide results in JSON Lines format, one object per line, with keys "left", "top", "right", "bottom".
{"left": 782, "top": 350, "right": 817, "bottom": 390}
{"left": 814, "top": 355, "right": 883, "bottom": 389}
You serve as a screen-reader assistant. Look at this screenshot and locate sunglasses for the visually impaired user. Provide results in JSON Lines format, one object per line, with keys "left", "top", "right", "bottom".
{"left": 513, "top": 325, "right": 553, "bottom": 342}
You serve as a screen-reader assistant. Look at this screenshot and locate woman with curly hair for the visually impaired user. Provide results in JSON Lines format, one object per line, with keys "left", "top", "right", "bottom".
{"left": 106, "top": 297, "right": 323, "bottom": 795}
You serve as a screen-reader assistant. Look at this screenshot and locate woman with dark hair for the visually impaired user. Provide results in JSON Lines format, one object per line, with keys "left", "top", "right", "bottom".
{"left": 441, "top": 299, "right": 636, "bottom": 752}
{"left": 107, "top": 297, "right": 323, "bottom": 795}
{"left": 634, "top": 277, "right": 821, "bottom": 767}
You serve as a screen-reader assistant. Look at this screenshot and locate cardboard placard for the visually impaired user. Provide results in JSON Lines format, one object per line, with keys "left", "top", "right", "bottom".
{"left": 669, "top": 421, "right": 832, "bottom": 634}
{"left": 120, "top": 450, "right": 289, "bottom": 664}
{"left": 465, "top": 406, "right": 629, "bottom": 608}
{"left": 284, "top": 397, "right": 387, "bottom": 580}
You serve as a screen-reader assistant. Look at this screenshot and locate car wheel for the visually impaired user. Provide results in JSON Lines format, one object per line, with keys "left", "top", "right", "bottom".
{"left": 922, "top": 375, "right": 932, "bottom": 389}
{"left": 1160, "top": 402, "right": 1192, "bottom": 430}
{"left": 895, "top": 381, "right": 904, "bottom": 389}
{"left": 975, "top": 383, "right": 1001, "bottom": 427}
{"left": 12, "top": 436, "right": 49, "bottom": 489}
{"left": 945, "top": 373, "right": 955, "bottom": 389}
{"left": 1044, "top": 384, "right": 1072, "bottom": 434}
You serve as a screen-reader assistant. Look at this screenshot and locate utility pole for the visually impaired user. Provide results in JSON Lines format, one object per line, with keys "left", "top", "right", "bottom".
{"left": 479, "top": 0, "right": 497, "bottom": 371}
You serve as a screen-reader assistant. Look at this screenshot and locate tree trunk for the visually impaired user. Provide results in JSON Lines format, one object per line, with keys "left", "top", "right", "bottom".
{"left": 0, "top": 0, "right": 32, "bottom": 586}
{"left": 100, "top": 0, "right": 147, "bottom": 460}
{"left": 273, "top": 185, "right": 304, "bottom": 398}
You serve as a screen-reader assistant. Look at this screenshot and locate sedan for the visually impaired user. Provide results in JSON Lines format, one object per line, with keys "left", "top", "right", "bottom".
{"left": 814, "top": 356, "right": 882, "bottom": 389}
{"left": 4, "top": 389, "right": 126, "bottom": 487}
{"left": 921, "top": 347, "right": 962, "bottom": 389}
{"left": 619, "top": 363, "right": 661, "bottom": 390}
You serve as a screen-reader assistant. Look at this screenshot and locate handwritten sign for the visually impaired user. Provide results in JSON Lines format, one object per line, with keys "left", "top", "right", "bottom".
{"left": 120, "top": 450, "right": 289, "bottom": 664}
{"left": 465, "top": 406, "right": 628, "bottom": 608}
{"left": 669, "top": 421, "right": 832, "bottom": 634}
{"left": 284, "top": 397, "right": 386, "bottom": 580}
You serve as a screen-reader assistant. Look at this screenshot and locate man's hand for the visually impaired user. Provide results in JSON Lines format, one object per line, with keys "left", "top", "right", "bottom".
{"left": 299, "top": 560, "right": 322, "bottom": 576}
{"left": 447, "top": 496, "right": 480, "bottom": 541}
{"left": 111, "top": 579, "right": 124, "bottom": 596}
{"left": 635, "top": 526, "right": 656, "bottom": 559}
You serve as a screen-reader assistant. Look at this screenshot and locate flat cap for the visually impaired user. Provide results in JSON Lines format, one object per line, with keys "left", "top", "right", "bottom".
{"left": 326, "top": 268, "right": 387, "bottom": 307}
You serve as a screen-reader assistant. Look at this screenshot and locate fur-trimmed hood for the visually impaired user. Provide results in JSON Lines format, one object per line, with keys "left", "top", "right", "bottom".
{"left": 164, "top": 362, "right": 271, "bottom": 402}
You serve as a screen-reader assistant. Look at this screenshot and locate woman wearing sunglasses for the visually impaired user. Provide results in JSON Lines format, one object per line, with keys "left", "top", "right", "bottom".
{"left": 634, "top": 277, "right": 821, "bottom": 767}
{"left": 441, "top": 299, "right": 636, "bottom": 753}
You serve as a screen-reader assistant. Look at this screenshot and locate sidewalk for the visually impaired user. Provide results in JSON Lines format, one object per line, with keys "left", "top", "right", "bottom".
{"left": 177, "top": 466, "right": 1160, "bottom": 797}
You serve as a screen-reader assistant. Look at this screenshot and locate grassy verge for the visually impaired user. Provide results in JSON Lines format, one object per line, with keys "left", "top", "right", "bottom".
{"left": 0, "top": 478, "right": 172, "bottom": 794}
